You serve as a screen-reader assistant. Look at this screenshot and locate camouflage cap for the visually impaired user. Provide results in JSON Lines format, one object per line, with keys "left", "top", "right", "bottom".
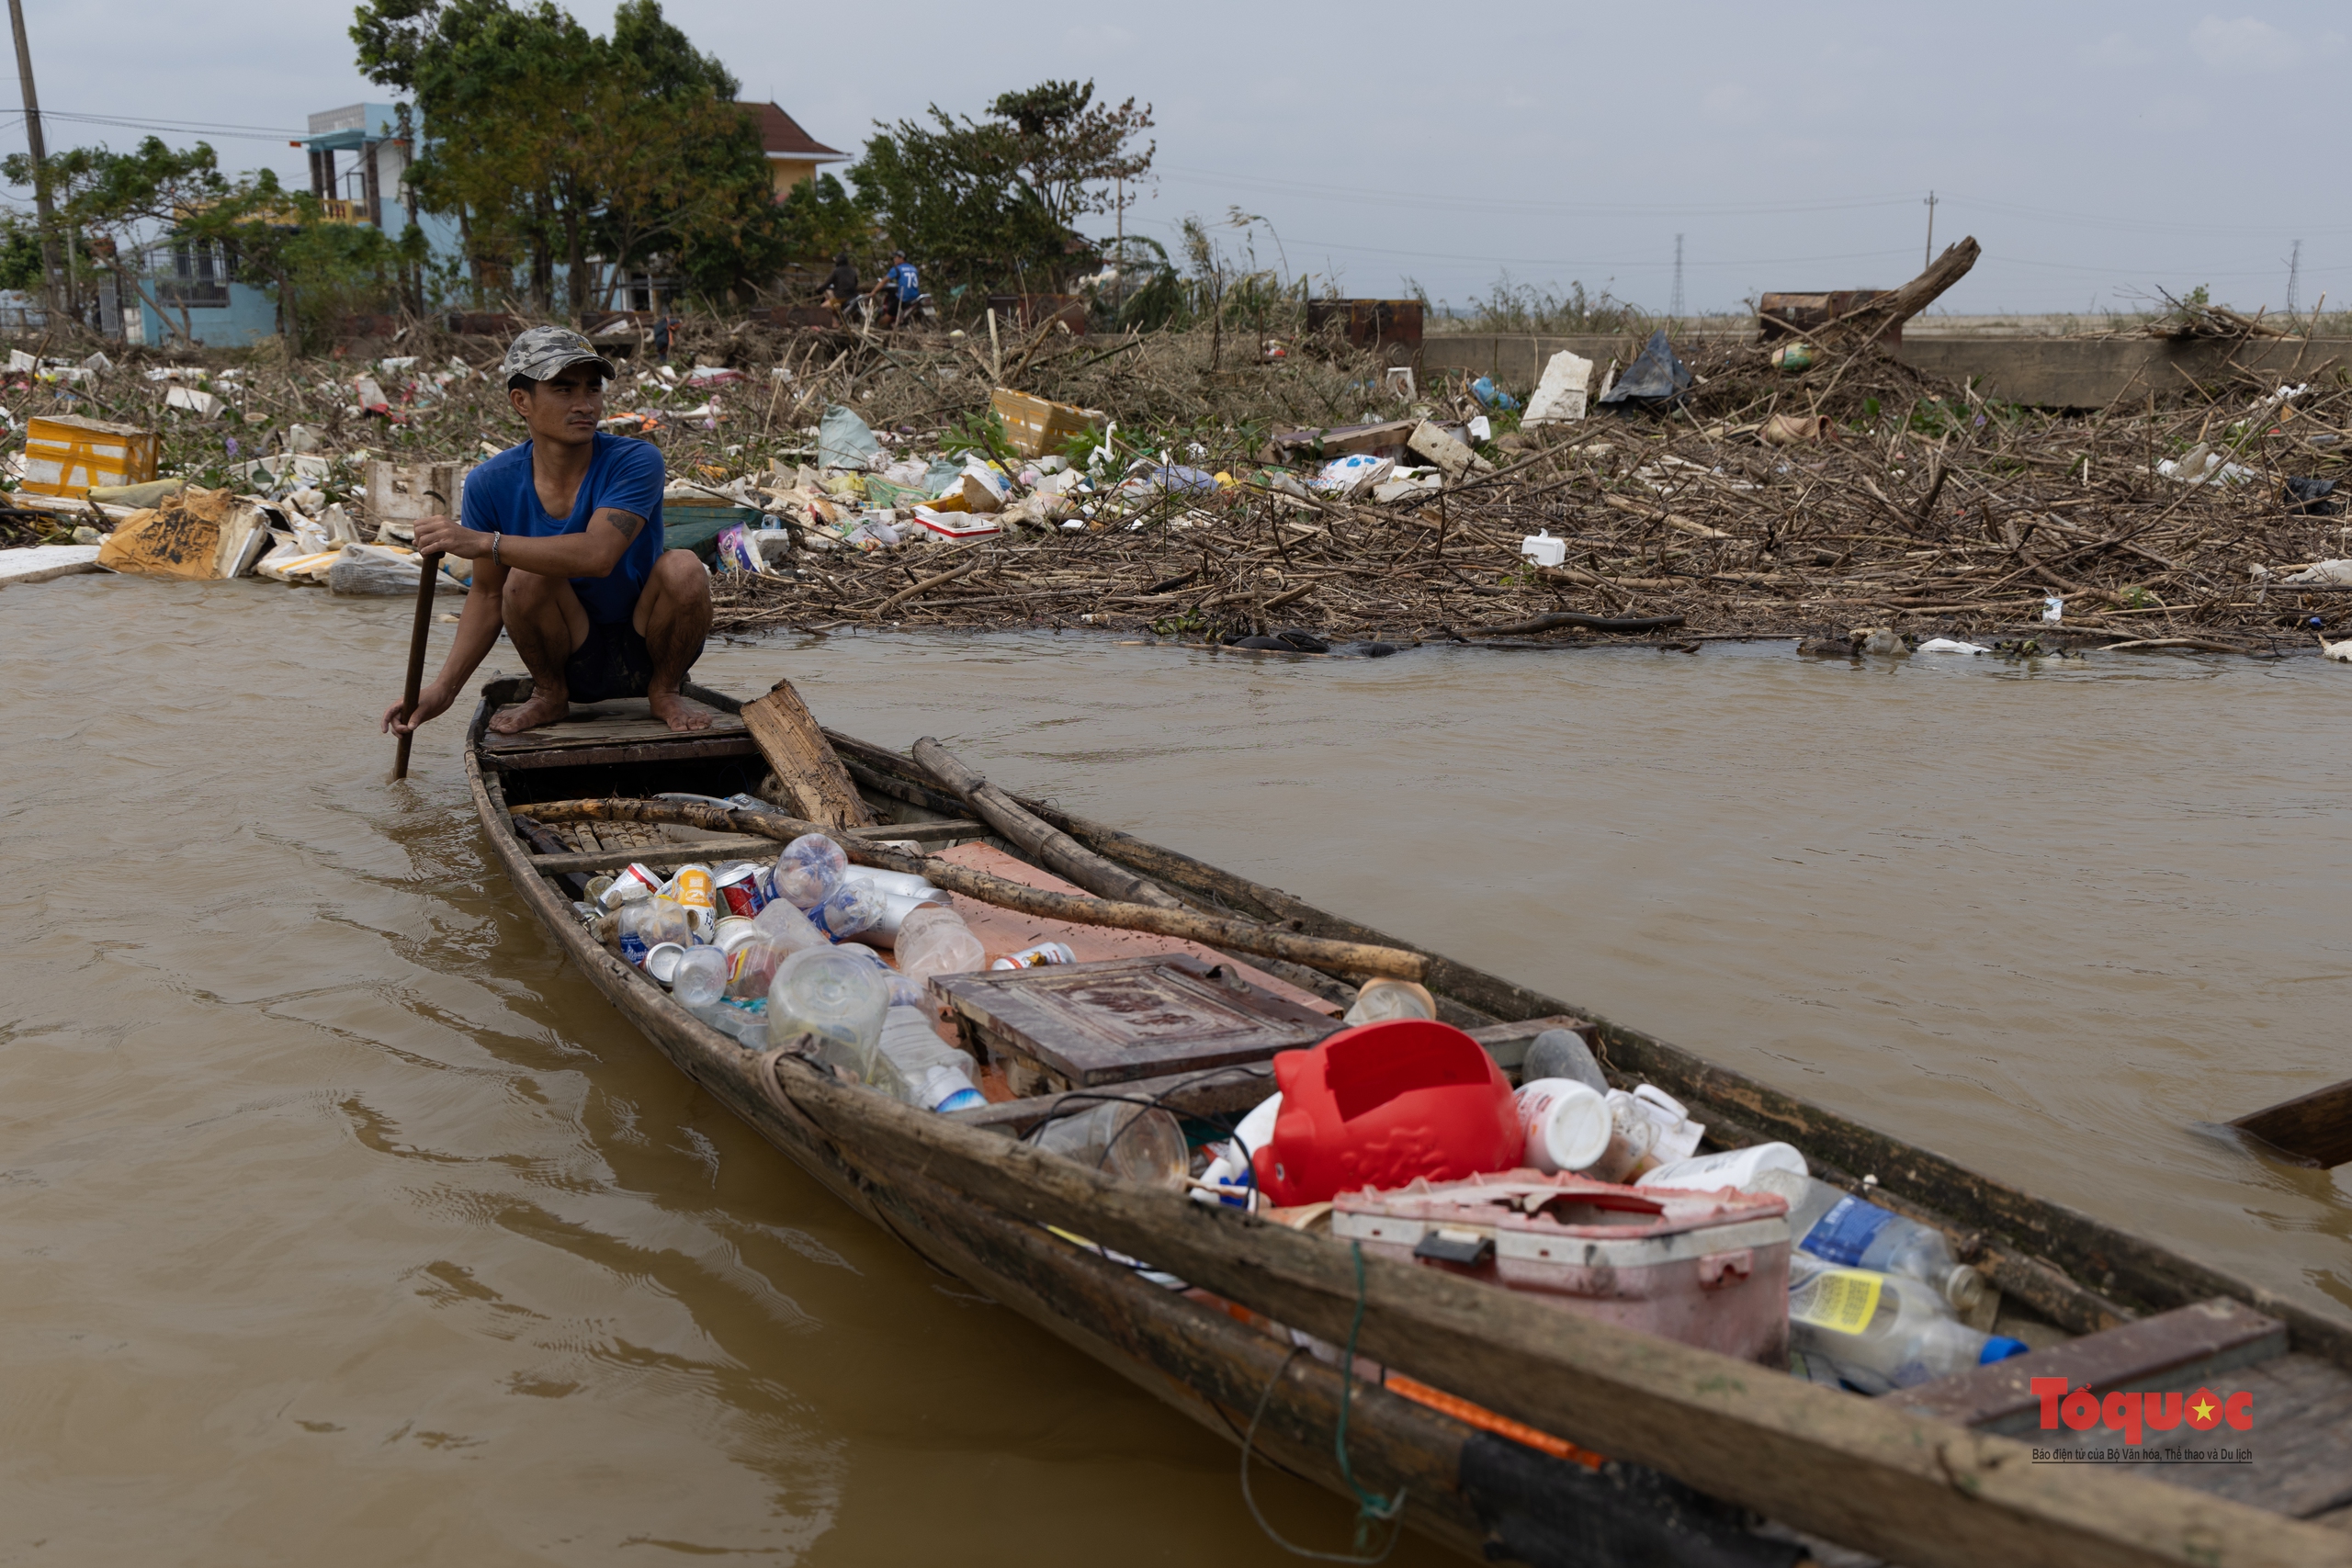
{"left": 501, "top": 324, "right": 616, "bottom": 383}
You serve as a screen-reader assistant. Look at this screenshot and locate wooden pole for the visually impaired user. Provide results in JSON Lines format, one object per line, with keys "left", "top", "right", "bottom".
{"left": 5, "top": 0, "right": 61, "bottom": 317}
{"left": 910, "top": 736, "right": 1187, "bottom": 910}
{"left": 390, "top": 552, "right": 441, "bottom": 781}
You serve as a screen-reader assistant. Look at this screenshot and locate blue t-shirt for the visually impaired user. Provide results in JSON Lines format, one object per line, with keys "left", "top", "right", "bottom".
{"left": 464, "top": 434, "right": 664, "bottom": 625}
{"left": 884, "top": 261, "right": 919, "bottom": 303}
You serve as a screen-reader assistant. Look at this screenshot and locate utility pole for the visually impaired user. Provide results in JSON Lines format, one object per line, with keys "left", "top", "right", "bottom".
{"left": 6, "top": 0, "right": 62, "bottom": 316}
{"left": 1922, "top": 191, "right": 1939, "bottom": 271}
{"left": 2285, "top": 240, "right": 2302, "bottom": 316}
{"left": 1670, "top": 233, "right": 1685, "bottom": 319}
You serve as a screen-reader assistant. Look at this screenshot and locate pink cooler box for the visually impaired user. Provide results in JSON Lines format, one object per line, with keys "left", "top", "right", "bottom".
{"left": 1330, "top": 1172, "right": 1791, "bottom": 1366}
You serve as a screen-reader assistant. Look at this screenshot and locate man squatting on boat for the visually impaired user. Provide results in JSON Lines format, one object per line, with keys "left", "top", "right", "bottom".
{"left": 380, "top": 325, "right": 714, "bottom": 740}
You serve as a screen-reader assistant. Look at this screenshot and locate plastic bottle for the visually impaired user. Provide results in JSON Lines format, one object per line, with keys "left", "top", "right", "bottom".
{"left": 619, "top": 897, "right": 691, "bottom": 964}
{"left": 617, "top": 899, "right": 657, "bottom": 966}
{"left": 752, "top": 897, "right": 829, "bottom": 953}
{"left": 767, "top": 944, "right": 889, "bottom": 1053}
{"left": 1513, "top": 1078, "right": 1611, "bottom": 1174}
{"left": 1342, "top": 977, "right": 1437, "bottom": 1027}
{"left": 773, "top": 833, "right": 848, "bottom": 909}
{"left": 1571, "top": 1090, "right": 1661, "bottom": 1183}
{"left": 598, "top": 862, "right": 662, "bottom": 910}
{"left": 1031, "top": 1100, "right": 1190, "bottom": 1190}
{"left": 835, "top": 942, "right": 927, "bottom": 1007}
{"left": 725, "top": 938, "right": 787, "bottom": 1002}
{"left": 1628, "top": 1084, "right": 1705, "bottom": 1165}
{"left": 672, "top": 944, "right": 729, "bottom": 1008}
{"left": 686, "top": 998, "right": 768, "bottom": 1049}
{"left": 1523, "top": 1029, "right": 1609, "bottom": 1096}
{"left": 1636, "top": 1141, "right": 1810, "bottom": 1194}
{"left": 874, "top": 1006, "right": 985, "bottom": 1111}
{"left": 1787, "top": 1255, "right": 2027, "bottom": 1394}
{"left": 896, "top": 907, "right": 988, "bottom": 981}
{"left": 808, "top": 879, "right": 886, "bottom": 942}
{"left": 1787, "top": 1180, "right": 1987, "bottom": 1316}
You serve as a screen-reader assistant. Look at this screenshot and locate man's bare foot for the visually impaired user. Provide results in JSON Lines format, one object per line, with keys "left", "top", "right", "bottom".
{"left": 649, "top": 690, "right": 715, "bottom": 732}
{"left": 489, "top": 690, "right": 571, "bottom": 734}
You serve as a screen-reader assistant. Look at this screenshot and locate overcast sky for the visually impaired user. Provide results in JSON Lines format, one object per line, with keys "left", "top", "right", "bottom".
{"left": 4, "top": 0, "right": 2344, "bottom": 319}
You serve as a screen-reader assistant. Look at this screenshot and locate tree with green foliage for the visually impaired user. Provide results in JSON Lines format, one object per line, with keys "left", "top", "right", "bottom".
{"left": 597, "top": 1, "right": 786, "bottom": 305}
{"left": 847, "top": 80, "right": 1154, "bottom": 301}
{"left": 987, "top": 81, "right": 1153, "bottom": 230}
{"left": 0, "top": 213, "right": 44, "bottom": 295}
{"left": 352, "top": 0, "right": 783, "bottom": 314}
{"left": 774, "top": 173, "right": 875, "bottom": 272}
{"left": 186, "top": 178, "right": 404, "bottom": 355}
{"left": 1, "top": 136, "right": 233, "bottom": 343}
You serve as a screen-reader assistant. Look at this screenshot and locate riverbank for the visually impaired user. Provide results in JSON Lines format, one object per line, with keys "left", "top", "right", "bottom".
{"left": 712, "top": 364, "right": 2352, "bottom": 655}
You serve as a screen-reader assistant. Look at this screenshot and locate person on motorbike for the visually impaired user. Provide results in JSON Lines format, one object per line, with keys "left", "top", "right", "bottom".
{"left": 820, "top": 252, "right": 859, "bottom": 319}
{"left": 870, "top": 250, "right": 920, "bottom": 327}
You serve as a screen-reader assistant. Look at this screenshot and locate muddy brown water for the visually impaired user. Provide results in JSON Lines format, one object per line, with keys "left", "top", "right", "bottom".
{"left": 5, "top": 576, "right": 2347, "bottom": 1564}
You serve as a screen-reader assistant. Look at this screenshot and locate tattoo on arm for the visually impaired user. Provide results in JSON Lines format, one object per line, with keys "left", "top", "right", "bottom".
{"left": 596, "top": 509, "right": 645, "bottom": 545}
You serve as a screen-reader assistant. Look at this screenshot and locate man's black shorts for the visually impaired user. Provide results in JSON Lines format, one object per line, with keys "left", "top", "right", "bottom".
{"left": 564, "top": 619, "right": 657, "bottom": 703}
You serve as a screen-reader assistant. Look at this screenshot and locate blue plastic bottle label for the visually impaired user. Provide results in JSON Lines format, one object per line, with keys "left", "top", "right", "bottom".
{"left": 620, "top": 932, "right": 649, "bottom": 966}
{"left": 1801, "top": 1195, "right": 1896, "bottom": 1266}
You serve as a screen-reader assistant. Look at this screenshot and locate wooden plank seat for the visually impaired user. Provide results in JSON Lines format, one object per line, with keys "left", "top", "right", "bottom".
{"left": 481, "top": 698, "right": 757, "bottom": 769}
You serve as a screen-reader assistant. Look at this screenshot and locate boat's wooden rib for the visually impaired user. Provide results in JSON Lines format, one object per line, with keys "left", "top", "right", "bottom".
{"left": 466, "top": 675, "right": 2352, "bottom": 1568}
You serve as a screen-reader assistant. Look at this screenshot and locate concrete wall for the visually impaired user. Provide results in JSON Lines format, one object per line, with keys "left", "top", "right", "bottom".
{"left": 1416, "top": 332, "right": 2352, "bottom": 411}
{"left": 139, "top": 282, "right": 279, "bottom": 350}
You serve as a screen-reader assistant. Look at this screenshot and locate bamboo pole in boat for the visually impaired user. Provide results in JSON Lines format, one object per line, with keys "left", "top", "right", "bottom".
{"left": 910, "top": 736, "right": 1188, "bottom": 911}
{"left": 522, "top": 797, "right": 1426, "bottom": 980}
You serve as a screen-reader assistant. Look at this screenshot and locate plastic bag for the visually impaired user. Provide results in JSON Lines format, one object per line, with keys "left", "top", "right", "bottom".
{"left": 816, "top": 404, "right": 882, "bottom": 471}
{"left": 2286, "top": 476, "right": 2341, "bottom": 517}
{"left": 715, "top": 525, "right": 764, "bottom": 575}
{"left": 1598, "top": 328, "right": 1692, "bottom": 407}
{"left": 328, "top": 542, "right": 424, "bottom": 596}
{"left": 1311, "top": 453, "right": 1393, "bottom": 498}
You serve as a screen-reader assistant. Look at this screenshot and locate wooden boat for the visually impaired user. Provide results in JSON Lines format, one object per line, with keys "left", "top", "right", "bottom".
{"left": 466, "top": 676, "right": 2352, "bottom": 1568}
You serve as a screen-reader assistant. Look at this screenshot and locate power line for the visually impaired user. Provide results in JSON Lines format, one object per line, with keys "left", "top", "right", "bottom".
{"left": 1155, "top": 165, "right": 1920, "bottom": 220}
{"left": 1124, "top": 216, "right": 1917, "bottom": 272}
{"left": 0, "top": 108, "right": 311, "bottom": 142}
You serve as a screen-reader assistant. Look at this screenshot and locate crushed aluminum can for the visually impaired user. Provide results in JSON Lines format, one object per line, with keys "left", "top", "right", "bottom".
{"left": 989, "top": 941, "right": 1078, "bottom": 971}
{"left": 716, "top": 863, "right": 767, "bottom": 919}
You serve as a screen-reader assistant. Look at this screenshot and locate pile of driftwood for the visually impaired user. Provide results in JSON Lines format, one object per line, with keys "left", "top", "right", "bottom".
{"left": 712, "top": 353, "right": 2352, "bottom": 652}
